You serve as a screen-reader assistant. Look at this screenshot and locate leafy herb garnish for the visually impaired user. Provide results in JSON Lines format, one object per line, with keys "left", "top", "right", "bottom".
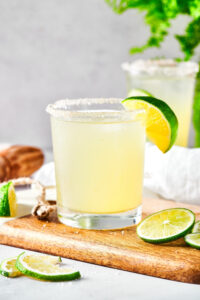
{"left": 105, "top": 0, "right": 200, "bottom": 61}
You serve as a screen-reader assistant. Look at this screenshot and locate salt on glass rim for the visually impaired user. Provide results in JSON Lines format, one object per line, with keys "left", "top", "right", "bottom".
{"left": 122, "top": 59, "right": 199, "bottom": 77}
{"left": 46, "top": 98, "right": 145, "bottom": 123}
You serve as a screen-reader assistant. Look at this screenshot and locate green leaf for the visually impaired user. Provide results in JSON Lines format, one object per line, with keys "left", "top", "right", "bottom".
{"left": 176, "top": 18, "right": 200, "bottom": 61}
{"left": 189, "top": 0, "right": 200, "bottom": 19}
{"left": 161, "top": 0, "right": 179, "bottom": 18}
{"left": 105, "top": 0, "right": 200, "bottom": 60}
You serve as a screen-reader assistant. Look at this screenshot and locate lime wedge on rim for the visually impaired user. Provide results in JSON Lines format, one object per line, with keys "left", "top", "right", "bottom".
{"left": 16, "top": 252, "right": 81, "bottom": 281}
{"left": 185, "top": 233, "right": 200, "bottom": 249}
{"left": 122, "top": 96, "right": 178, "bottom": 153}
{"left": 137, "top": 208, "right": 195, "bottom": 244}
{"left": 0, "top": 257, "right": 21, "bottom": 277}
{"left": 0, "top": 181, "right": 17, "bottom": 217}
{"left": 127, "top": 88, "right": 152, "bottom": 97}
{"left": 192, "top": 220, "right": 200, "bottom": 233}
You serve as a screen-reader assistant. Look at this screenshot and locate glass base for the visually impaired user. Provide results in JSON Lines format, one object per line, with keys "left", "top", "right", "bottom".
{"left": 57, "top": 205, "right": 142, "bottom": 230}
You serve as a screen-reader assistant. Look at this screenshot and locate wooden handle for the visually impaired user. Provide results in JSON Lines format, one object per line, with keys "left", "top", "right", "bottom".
{"left": 0, "top": 145, "right": 44, "bottom": 182}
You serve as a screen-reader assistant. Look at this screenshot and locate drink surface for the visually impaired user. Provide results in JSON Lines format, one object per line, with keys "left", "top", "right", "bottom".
{"left": 127, "top": 77, "right": 195, "bottom": 147}
{"left": 51, "top": 116, "right": 145, "bottom": 214}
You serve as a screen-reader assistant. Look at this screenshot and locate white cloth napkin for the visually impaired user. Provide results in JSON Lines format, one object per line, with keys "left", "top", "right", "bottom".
{"left": 144, "top": 143, "right": 200, "bottom": 205}
{"left": 34, "top": 161, "right": 56, "bottom": 186}
{"left": 34, "top": 143, "right": 200, "bottom": 205}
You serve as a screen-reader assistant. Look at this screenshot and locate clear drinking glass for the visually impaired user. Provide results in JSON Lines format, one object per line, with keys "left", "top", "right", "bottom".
{"left": 122, "top": 59, "right": 199, "bottom": 147}
{"left": 47, "top": 98, "right": 146, "bottom": 230}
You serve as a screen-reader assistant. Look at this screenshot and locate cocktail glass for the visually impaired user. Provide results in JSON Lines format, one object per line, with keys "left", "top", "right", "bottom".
{"left": 122, "top": 59, "right": 198, "bottom": 147}
{"left": 47, "top": 98, "right": 146, "bottom": 230}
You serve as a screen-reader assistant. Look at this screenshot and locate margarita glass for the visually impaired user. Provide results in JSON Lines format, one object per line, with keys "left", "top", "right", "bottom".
{"left": 47, "top": 98, "right": 146, "bottom": 230}
{"left": 122, "top": 59, "right": 198, "bottom": 147}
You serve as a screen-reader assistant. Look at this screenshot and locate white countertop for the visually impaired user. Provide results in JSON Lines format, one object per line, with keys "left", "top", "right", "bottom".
{"left": 0, "top": 188, "right": 199, "bottom": 300}
{"left": 1, "top": 244, "right": 200, "bottom": 300}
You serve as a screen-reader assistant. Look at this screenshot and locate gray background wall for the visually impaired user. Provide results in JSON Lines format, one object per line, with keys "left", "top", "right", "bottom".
{"left": 0, "top": 0, "right": 195, "bottom": 150}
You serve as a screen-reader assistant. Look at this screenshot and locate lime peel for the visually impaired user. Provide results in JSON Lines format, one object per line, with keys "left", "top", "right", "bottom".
{"left": 137, "top": 208, "right": 195, "bottom": 244}
{"left": 192, "top": 220, "right": 200, "bottom": 233}
{"left": 0, "top": 257, "right": 21, "bottom": 277}
{"left": 16, "top": 252, "right": 81, "bottom": 281}
{"left": 185, "top": 233, "right": 200, "bottom": 249}
{"left": 0, "top": 181, "right": 17, "bottom": 217}
{"left": 127, "top": 88, "right": 153, "bottom": 97}
{"left": 122, "top": 96, "right": 178, "bottom": 152}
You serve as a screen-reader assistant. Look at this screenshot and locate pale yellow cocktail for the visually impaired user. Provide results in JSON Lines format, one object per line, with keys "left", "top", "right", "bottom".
{"left": 47, "top": 98, "right": 146, "bottom": 229}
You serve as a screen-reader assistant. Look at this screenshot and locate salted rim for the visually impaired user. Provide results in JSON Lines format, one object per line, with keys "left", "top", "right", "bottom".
{"left": 46, "top": 98, "right": 145, "bottom": 123}
{"left": 122, "top": 59, "right": 199, "bottom": 77}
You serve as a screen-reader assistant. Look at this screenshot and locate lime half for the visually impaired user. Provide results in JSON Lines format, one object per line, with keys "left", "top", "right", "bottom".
{"left": 0, "top": 182, "right": 17, "bottom": 217}
{"left": 122, "top": 96, "right": 178, "bottom": 153}
{"left": 16, "top": 252, "right": 81, "bottom": 281}
{"left": 137, "top": 208, "right": 195, "bottom": 244}
{"left": 185, "top": 233, "right": 200, "bottom": 249}
{"left": 127, "top": 88, "right": 152, "bottom": 97}
{"left": 192, "top": 220, "right": 200, "bottom": 233}
{"left": 0, "top": 257, "right": 21, "bottom": 277}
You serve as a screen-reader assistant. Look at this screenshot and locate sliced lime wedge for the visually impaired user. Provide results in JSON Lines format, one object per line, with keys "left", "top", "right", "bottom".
{"left": 137, "top": 208, "right": 195, "bottom": 244}
{"left": 127, "top": 88, "right": 152, "bottom": 97}
{"left": 192, "top": 220, "right": 200, "bottom": 233}
{"left": 122, "top": 96, "right": 178, "bottom": 153}
{"left": 16, "top": 252, "right": 81, "bottom": 281}
{"left": 0, "top": 257, "right": 21, "bottom": 277}
{"left": 185, "top": 233, "right": 200, "bottom": 249}
{"left": 0, "top": 181, "right": 17, "bottom": 217}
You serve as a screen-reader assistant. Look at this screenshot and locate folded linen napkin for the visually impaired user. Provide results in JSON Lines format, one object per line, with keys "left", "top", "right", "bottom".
{"left": 144, "top": 143, "right": 200, "bottom": 205}
{"left": 34, "top": 143, "right": 200, "bottom": 205}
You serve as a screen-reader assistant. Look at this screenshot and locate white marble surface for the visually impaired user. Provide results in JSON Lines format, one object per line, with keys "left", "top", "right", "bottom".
{"left": 0, "top": 189, "right": 200, "bottom": 299}
{"left": 0, "top": 244, "right": 200, "bottom": 300}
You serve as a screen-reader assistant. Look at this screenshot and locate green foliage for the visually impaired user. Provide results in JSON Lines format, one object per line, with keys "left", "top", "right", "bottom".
{"left": 176, "top": 18, "right": 200, "bottom": 61}
{"left": 193, "top": 66, "right": 200, "bottom": 147}
{"left": 105, "top": 0, "right": 200, "bottom": 60}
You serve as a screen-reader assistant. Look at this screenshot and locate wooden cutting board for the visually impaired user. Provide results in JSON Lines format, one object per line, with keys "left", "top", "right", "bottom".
{"left": 0, "top": 198, "right": 200, "bottom": 284}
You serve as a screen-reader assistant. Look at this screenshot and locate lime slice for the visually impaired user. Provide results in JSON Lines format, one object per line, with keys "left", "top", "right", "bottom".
{"left": 137, "top": 208, "right": 195, "bottom": 244}
{"left": 127, "top": 88, "right": 152, "bottom": 97}
{"left": 0, "top": 182, "right": 17, "bottom": 217}
{"left": 16, "top": 252, "right": 81, "bottom": 281}
{"left": 122, "top": 96, "right": 178, "bottom": 153}
{"left": 0, "top": 257, "right": 21, "bottom": 277}
{"left": 192, "top": 220, "right": 200, "bottom": 233}
{"left": 185, "top": 233, "right": 200, "bottom": 249}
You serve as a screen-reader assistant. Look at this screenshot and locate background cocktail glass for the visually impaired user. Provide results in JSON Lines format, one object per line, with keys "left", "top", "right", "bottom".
{"left": 122, "top": 59, "right": 199, "bottom": 147}
{"left": 47, "top": 98, "right": 146, "bottom": 230}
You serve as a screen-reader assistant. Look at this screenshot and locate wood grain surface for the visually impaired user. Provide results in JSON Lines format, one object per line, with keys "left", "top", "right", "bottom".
{"left": 0, "top": 198, "right": 200, "bottom": 284}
